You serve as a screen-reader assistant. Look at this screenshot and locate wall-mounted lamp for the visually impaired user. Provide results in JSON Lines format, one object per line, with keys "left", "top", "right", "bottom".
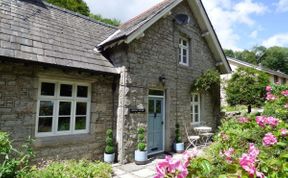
{"left": 159, "top": 75, "right": 166, "bottom": 84}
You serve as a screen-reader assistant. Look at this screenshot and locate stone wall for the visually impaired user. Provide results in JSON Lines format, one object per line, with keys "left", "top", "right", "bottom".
{"left": 0, "top": 60, "right": 117, "bottom": 162}
{"left": 108, "top": 1, "right": 221, "bottom": 163}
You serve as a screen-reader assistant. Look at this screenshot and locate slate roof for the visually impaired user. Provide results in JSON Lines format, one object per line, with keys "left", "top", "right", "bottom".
{"left": 0, "top": 0, "right": 118, "bottom": 74}
{"left": 98, "top": 0, "right": 175, "bottom": 47}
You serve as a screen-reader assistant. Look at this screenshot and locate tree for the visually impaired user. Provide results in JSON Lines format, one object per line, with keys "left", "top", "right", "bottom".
{"left": 47, "top": 0, "right": 90, "bottom": 16}
{"left": 261, "top": 46, "right": 288, "bottom": 74}
{"left": 89, "top": 14, "right": 120, "bottom": 26}
{"left": 225, "top": 67, "right": 269, "bottom": 113}
{"left": 46, "top": 0, "right": 121, "bottom": 26}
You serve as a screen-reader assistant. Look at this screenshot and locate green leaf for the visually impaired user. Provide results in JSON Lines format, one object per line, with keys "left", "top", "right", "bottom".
{"left": 199, "top": 159, "right": 212, "bottom": 174}
{"left": 276, "top": 142, "right": 287, "bottom": 147}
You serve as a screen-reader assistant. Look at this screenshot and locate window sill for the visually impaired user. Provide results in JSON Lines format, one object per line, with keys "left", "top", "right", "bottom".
{"left": 178, "top": 63, "right": 191, "bottom": 69}
{"left": 34, "top": 133, "right": 95, "bottom": 148}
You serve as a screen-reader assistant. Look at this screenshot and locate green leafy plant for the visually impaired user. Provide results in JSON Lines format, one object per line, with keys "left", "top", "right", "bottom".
{"left": 19, "top": 160, "right": 112, "bottom": 178}
{"left": 137, "top": 128, "right": 146, "bottom": 151}
{"left": 0, "top": 131, "right": 34, "bottom": 178}
{"left": 263, "top": 83, "right": 288, "bottom": 121}
{"left": 175, "top": 123, "right": 182, "bottom": 143}
{"left": 191, "top": 69, "right": 220, "bottom": 92}
{"left": 226, "top": 67, "right": 269, "bottom": 113}
{"left": 104, "top": 129, "right": 114, "bottom": 154}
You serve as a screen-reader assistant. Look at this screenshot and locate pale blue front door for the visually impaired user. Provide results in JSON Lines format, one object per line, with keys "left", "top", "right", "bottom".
{"left": 148, "top": 97, "right": 164, "bottom": 154}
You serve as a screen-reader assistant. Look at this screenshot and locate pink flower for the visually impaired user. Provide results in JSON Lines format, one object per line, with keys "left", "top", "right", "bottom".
{"left": 256, "top": 116, "right": 266, "bottom": 127}
{"left": 248, "top": 143, "right": 259, "bottom": 161}
{"left": 256, "top": 116, "right": 279, "bottom": 127}
{"left": 223, "top": 148, "right": 234, "bottom": 163}
{"left": 238, "top": 117, "right": 249, "bottom": 123}
{"left": 262, "top": 133, "right": 277, "bottom": 146}
{"left": 284, "top": 103, "right": 288, "bottom": 109}
{"left": 183, "top": 148, "right": 198, "bottom": 167}
{"left": 266, "top": 86, "right": 272, "bottom": 92}
{"left": 155, "top": 155, "right": 189, "bottom": 178}
{"left": 281, "top": 90, "right": 288, "bottom": 96}
{"left": 280, "top": 128, "right": 288, "bottom": 137}
{"left": 239, "top": 144, "right": 264, "bottom": 178}
{"left": 266, "top": 93, "right": 276, "bottom": 101}
{"left": 265, "top": 117, "right": 279, "bottom": 127}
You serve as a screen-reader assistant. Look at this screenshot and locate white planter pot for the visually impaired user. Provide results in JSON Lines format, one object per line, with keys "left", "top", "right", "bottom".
{"left": 175, "top": 143, "right": 184, "bottom": 153}
{"left": 104, "top": 153, "right": 115, "bottom": 163}
{"left": 134, "top": 150, "right": 148, "bottom": 165}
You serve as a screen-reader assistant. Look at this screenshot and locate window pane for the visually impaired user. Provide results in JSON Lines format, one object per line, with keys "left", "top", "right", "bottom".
{"left": 183, "top": 49, "right": 187, "bottom": 55}
{"left": 191, "top": 105, "right": 194, "bottom": 114}
{"left": 183, "top": 40, "right": 187, "bottom": 46}
{"left": 58, "top": 117, "right": 70, "bottom": 131}
{"left": 156, "top": 100, "right": 162, "bottom": 113}
{"left": 59, "top": 102, "right": 71, "bottom": 116}
{"left": 149, "top": 100, "right": 154, "bottom": 114}
{"left": 76, "top": 102, "right": 87, "bottom": 115}
{"left": 195, "top": 114, "right": 199, "bottom": 122}
{"left": 38, "top": 117, "right": 52, "bottom": 132}
{"left": 39, "top": 101, "right": 53, "bottom": 116}
{"left": 183, "top": 56, "right": 187, "bottom": 64}
{"left": 194, "top": 105, "right": 199, "bottom": 114}
{"left": 75, "top": 117, "right": 86, "bottom": 130}
{"left": 60, "top": 84, "right": 72, "bottom": 97}
{"left": 41, "top": 82, "right": 55, "bottom": 96}
{"left": 77, "top": 86, "right": 88, "bottom": 97}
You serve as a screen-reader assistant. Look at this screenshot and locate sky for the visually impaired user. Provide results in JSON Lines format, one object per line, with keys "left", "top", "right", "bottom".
{"left": 84, "top": 0, "right": 288, "bottom": 51}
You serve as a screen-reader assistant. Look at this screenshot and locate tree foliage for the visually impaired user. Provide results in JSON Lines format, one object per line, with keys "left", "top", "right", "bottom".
{"left": 226, "top": 67, "right": 269, "bottom": 112}
{"left": 46, "top": 0, "right": 121, "bottom": 26}
{"left": 224, "top": 46, "right": 288, "bottom": 74}
{"left": 89, "top": 14, "right": 120, "bottom": 26}
{"left": 47, "top": 0, "right": 90, "bottom": 16}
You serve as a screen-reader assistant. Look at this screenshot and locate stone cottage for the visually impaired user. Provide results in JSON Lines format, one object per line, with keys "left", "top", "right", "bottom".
{"left": 0, "top": 0, "right": 231, "bottom": 164}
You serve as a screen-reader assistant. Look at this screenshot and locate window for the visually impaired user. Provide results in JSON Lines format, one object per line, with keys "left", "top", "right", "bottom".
{"left": 191, "top": 93, "right": 200, "bottom": 124}
{"left": 274, "top": 76, "right": 279, "bottom": 83}
{"left": 179, "top": 38, "right": 189, "bottom": 66}
{"left": 36, "top": 80, "right": 90, "bottom": 137}
{"left": 282, "top": 78, "right": 287, "bottom": 84}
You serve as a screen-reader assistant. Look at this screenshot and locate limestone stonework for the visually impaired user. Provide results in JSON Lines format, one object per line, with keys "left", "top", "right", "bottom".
{"left": 0, "top": 61, "right": 117, "bottom": 162}
{"left": 107, "top": 1, "right": 221, "bottom": 163}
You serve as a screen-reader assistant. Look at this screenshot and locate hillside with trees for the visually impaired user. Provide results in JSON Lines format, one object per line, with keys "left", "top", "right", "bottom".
{"left": 224, "top": 46, "right": 288, "bottom": 75}
{"left": 46, "top": 0, "right": 121, "bottom": 26}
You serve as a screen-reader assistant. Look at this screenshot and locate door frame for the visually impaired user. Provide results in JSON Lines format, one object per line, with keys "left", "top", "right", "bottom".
{"left": 147, "top": 92, "right": 165, "bottom": 155}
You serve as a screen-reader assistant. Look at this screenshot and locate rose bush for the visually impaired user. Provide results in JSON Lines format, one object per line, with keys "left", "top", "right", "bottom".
{"left": 155, "top": 84, "right": 288, "bottom": 178}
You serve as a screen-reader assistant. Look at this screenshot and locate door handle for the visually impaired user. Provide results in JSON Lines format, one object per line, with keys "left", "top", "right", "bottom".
{"left": 154, "top": 113, "right": 157, "bottom": 118}
{"left": 161, "top": 121, "right": 164, "bottom": 125}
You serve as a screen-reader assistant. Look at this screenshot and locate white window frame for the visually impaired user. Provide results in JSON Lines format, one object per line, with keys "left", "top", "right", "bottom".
{"left": 191, "top": 93, "right": 200, "bottom": 124}
{"left": 179, "top": 37, "right": 189, "bottom": 66}
{"left": 36, "top": 79, "right": 91, "bottom": 137}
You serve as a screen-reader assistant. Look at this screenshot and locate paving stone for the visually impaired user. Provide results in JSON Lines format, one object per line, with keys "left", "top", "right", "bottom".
{"left": 113, "top": 168, "right": 126, "bottom": 176}
{"left": 132, "top": 168, "right": 155, "bottom": 178}
{"left": 118, "top": 173, "right": 140, "bottom": 178}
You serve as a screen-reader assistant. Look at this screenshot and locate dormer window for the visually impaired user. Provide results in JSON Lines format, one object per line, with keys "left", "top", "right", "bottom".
{"left": 179, "top": 38, "right": 189, "bottom": 66}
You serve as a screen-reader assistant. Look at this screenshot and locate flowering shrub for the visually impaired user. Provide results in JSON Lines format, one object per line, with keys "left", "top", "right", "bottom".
{"left": 263, "top": 83, "right": 288, "bottom": 121}
{"left": 155, "top": 149, "right": 199, "bottom": 178}
{"left": 156, "top": 85, "right": 288, "bottom": 178}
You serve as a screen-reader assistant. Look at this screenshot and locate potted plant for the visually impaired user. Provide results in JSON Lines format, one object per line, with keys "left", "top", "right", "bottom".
{"left": 104, "top": 129, "right": 115, "bottom": 163}
{"left": 174, "top": 123, "right": 184, "bottom": 153}
{"left": 134, "top": 127, "right": 148, "bottom": 165}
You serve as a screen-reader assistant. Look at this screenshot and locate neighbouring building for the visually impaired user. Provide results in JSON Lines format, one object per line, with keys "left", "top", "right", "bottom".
{"left": 0, "top": 0, "right": 231, "bottom": 164}
{"left": 221, "top": 57, "right": 288, "bottom": 106}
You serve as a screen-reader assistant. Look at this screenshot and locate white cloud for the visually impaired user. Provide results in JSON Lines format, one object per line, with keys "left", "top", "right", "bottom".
{"left": 262, "top": 33, "right": 288, "bottom": 47}
{"left": 84, "top": 0, "right": 162, "bottom": 22}
{"left": 202, "top": 0, "right": 267, "bottom": 50}
{"left": 276, "top": 0, "right": 288, "bottom": 12}
{"left": 249, "top": 30, "right": 258, "bottom": 38}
